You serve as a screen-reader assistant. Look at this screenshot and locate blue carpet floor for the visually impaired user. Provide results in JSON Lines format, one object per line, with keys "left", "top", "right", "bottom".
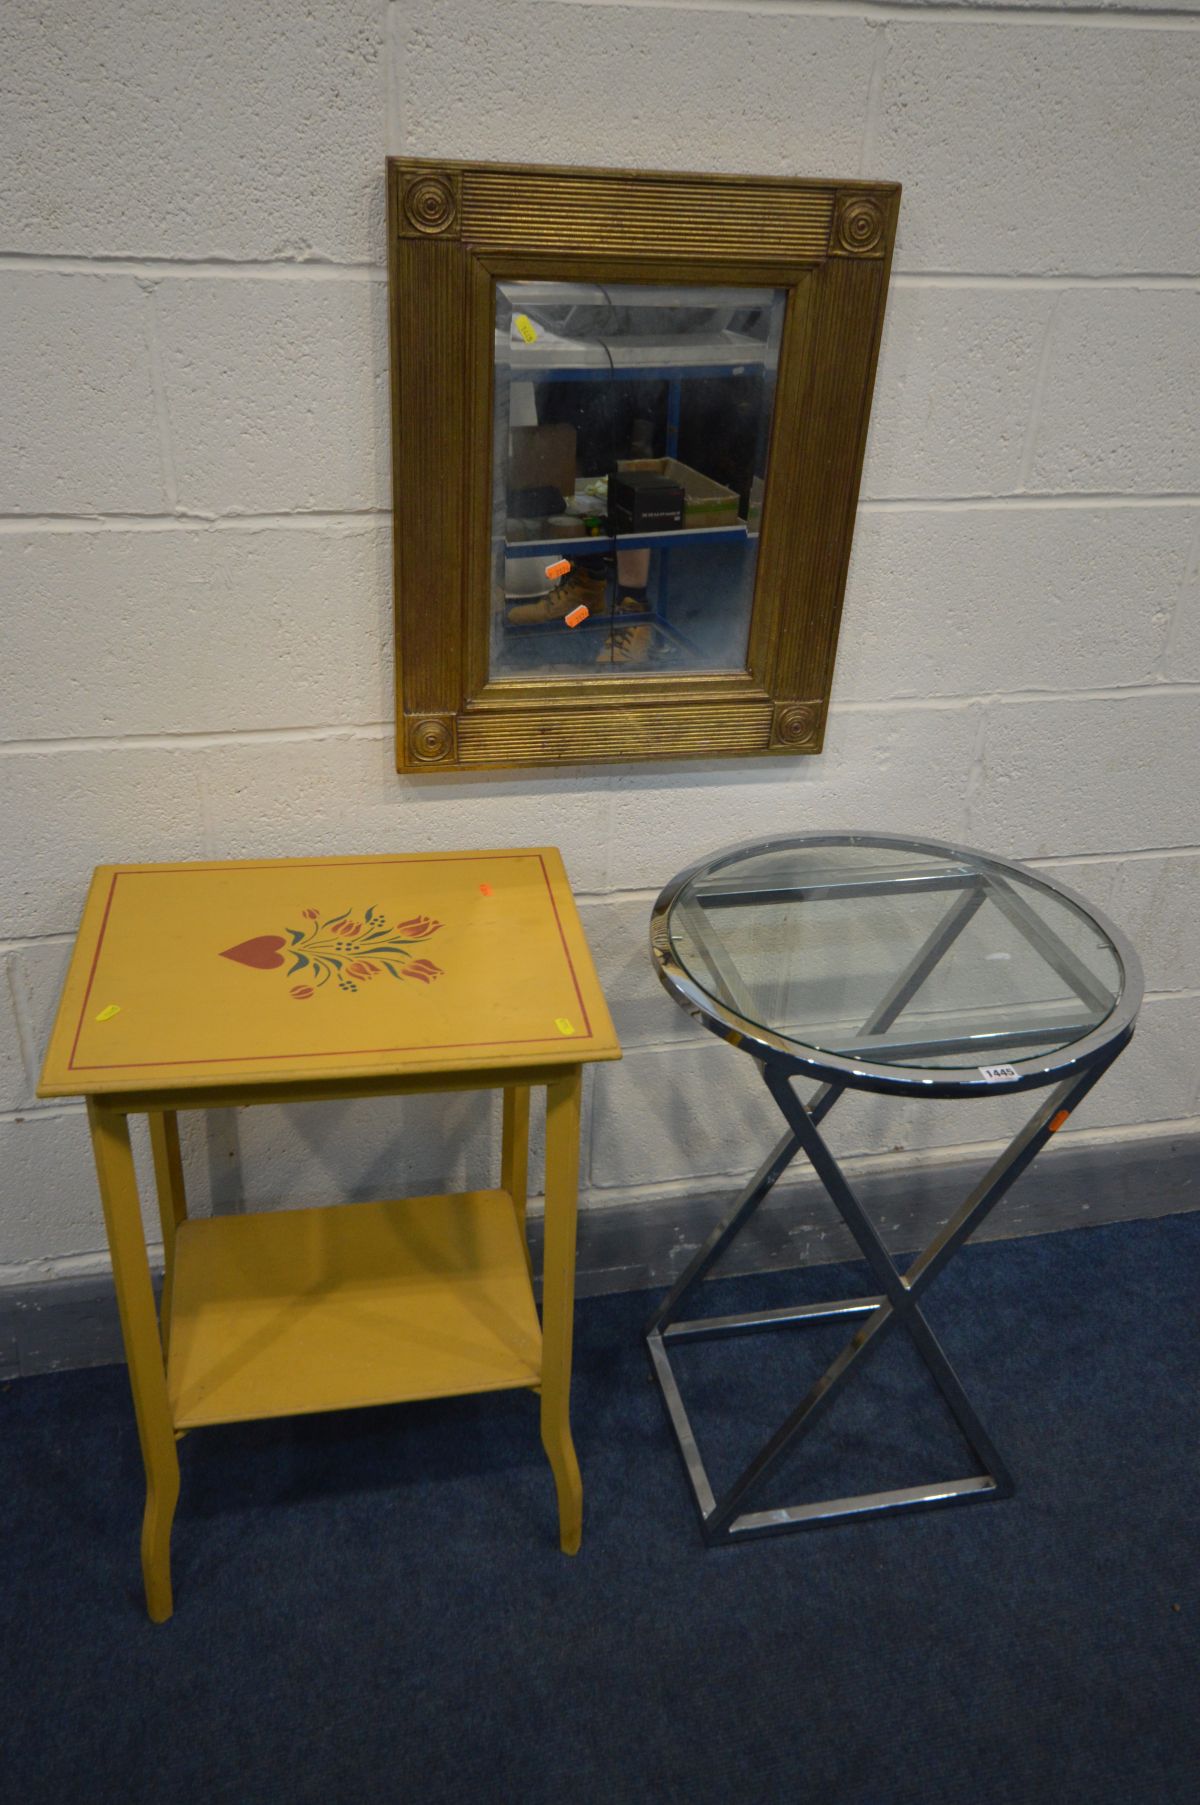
{"left": 2, "top": 1212, "right": 1197, "bottom": 1805}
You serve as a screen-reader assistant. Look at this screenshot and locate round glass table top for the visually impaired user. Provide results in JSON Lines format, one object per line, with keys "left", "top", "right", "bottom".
{"left": 653, "top": 834, "right": 1140, "bottom": 1091}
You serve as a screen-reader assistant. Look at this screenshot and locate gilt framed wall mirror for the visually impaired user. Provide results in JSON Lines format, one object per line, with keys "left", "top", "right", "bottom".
{"left": 387, "top": 158, "right": 899, "bottom": 772}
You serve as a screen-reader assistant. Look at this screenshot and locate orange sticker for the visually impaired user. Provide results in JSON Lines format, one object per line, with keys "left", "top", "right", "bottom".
{"left": 1048, "top": 1109, "right": 1071, "bottom": 1134}
{"left": 565, "top": 605, "right": 590, "bottom": 628}
{"left": 545, "top": 559, "right": 571, "bottom": 580}
{"left": 479, "top": 883, "right": 493, "bottom": 897}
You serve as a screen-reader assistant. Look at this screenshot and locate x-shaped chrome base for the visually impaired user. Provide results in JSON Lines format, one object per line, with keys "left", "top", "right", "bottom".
{"left": 646, "top": 1048, "right": 1120, "bottom": 1544}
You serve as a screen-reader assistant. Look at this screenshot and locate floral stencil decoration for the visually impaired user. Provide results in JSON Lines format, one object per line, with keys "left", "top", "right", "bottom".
{"left": 220, "top": 906, "right": 443, "bottom": 998}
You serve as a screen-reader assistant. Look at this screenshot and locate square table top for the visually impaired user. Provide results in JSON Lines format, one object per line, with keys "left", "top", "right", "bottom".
{"left": 38, "top": 848, "right": 620, "bottom": 1098}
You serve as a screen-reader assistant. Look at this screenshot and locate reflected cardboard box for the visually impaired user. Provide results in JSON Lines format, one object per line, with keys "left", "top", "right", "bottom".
{"left": 618, "top": 457, "right": 740, "bottom": 531}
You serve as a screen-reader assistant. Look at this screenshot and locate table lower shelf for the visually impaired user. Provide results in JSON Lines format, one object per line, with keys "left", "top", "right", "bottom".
{"left": 167, "top": 1188, "right": 542, "bottom": 1429}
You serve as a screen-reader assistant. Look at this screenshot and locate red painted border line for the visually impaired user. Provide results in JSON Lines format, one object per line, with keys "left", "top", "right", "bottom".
{"left": 68, "top": 869, "right": 119, "bottom": 1072}
{"left": 537, "top": 852, "right": 592, "bottom": 1039}
{"left": 64, "top": 1034, "right": 595, "bottom": 1073}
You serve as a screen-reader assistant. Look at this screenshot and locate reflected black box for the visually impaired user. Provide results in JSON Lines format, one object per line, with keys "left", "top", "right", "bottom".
{"left": 608, "top": 470, "right": 685, "bottom": 534}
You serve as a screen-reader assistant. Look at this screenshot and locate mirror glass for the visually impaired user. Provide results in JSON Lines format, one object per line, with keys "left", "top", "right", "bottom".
{"left": 489, "top": 280, "right": 786, "bottom": 682}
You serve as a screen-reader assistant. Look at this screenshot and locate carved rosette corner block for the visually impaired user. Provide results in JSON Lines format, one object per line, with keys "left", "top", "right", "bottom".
{"left": 831, "top": 192, "right": 886, "bottom": 258}
{"left": 399, "top": 170, "right": 461, "bottom": 238}
{"left": 407, "top": 716, "right": 457, "bottom": 765}
{"left": 771, "top": 702, "right": 822, "bottom": 751}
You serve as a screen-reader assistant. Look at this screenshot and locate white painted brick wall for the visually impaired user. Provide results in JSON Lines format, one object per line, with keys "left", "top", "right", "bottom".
{"left": 1042, "top": 853, "right": 1200, "bottom": 995}
{"left": 194, "top": 735, "right": 616, "bottom": 891}
{"left": 860, "top": 287, "right": 1055, "bottom": 498}
{"left": 1, "top": 274, "right": 165, "bottom": 512}
{"left": 1027, "top": 291, "right": 1200, "bottom": 493}
{"left": 393, "top": 2, "right": 876, "bottom": 175}
{"left": 873, "top": 22, "right": 1200, "bottom": 274}
{"left": 0, "top": 526, "right": 391, "bottom": 738}
{"left": 1164, "top": 528, "right": 1200, "bottom": 677}
{"left": 606, "top": 705, "right": 984, "bottom": 887}
{"left": 155, "top": 279, "right": 391, "bottom": 514}
{"left": 2, "top": 0, "right": 1198, "bottom": 1285}
{"left": 969, "top": 694, "right": 1200, "bottom": 854}
{"left": 2, "top": 939, "right": 72, "bottom": 1113}
{"left": 0, "top": 960, "right": 32, "bottom": 1109}
{"left": 837, "top": 506, "right": 1189, "bottom": 700}
{"left": 0, "top": 0, "right": 387, "bottom": 262}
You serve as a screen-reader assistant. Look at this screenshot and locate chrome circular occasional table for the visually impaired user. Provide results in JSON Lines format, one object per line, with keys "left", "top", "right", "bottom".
{"left": 645, "top": 832, "right": 1143, "bottom": 1544}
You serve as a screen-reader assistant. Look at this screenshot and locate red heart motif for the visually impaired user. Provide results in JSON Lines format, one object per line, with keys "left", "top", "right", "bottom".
{"left": 220, "top": 935, "right": 287, "bottom": 970}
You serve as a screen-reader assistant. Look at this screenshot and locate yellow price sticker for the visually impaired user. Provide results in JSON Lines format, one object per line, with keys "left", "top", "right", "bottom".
{"left": 514, "top": 312, "right": 538, "bottom": 345}
{"left": 555, "top": 1017, "right": 574, "bottom": 1035}
{"left": 95, "top": 1003, "right": 122, "bottom": 1022}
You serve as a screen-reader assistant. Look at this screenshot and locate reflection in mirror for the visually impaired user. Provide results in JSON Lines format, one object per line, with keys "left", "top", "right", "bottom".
{"left": 489, "top": 280, "right": 785, "bottom": 682}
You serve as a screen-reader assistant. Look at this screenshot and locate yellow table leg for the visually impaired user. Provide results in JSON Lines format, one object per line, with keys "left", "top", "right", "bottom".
{"left": 539, "top": 1065, "right": 583, "bottom": 1554}
{"left": 87, "top": 1100, "right": 181, "bottom": 1623}
{"left": 148, "top": 1111, "right": 187, "bottom": 1352}
{"left": 501, "top": 1084, "right": 532, "bottom": 1276}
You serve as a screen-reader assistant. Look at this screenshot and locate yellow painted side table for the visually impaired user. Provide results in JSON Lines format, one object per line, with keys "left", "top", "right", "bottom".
{"left": 38, "top": 848, "right": 619, "bottom": 1622}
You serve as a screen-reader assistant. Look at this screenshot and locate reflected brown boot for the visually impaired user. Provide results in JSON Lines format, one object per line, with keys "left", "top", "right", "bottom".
{"left": 508, "top": 565, "right": 607, "bottom": 625}
{"left": 606, "top": 620, "right": 657, "bottom": 665}
{"left": 596, "top": 592, "right": 660, "bottom": 665}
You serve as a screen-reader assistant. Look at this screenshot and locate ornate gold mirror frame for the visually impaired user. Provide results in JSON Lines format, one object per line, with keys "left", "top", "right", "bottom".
{"left": 387, "top": 157, "right": 899, "bottom": 772}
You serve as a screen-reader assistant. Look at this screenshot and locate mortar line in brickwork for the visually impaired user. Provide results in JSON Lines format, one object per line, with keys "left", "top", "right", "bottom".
{"left": 572, "top": 847, "right": 1200, "bottom": 905}
{"left": 385, "top": 0, "right": 407, "bottom": 156}
{"left": 961, "top": 700, "right": 988, "bottom": 839}
{"left": 836, "top": 679, "right": 1200, "bottom": 711}
{"left": 1159, "top": 514, "right": 1200, "bottom": 677}
{"left": 609, "top": 984, "right": 1195, "bottom": 1061}
{"left": 579, "top": 1114, "right": 1200, "bottom": 1214}
{"left": 600, "top": 785, "right": 622, "bottom": 892}
{"left": 139, "top": 284, "right": 179, "bottom": 512}
{"left": 1018, "top": 290, "right": 1063, "bottom": 491}
{"left": 859, "top": 493, "right": 1200, "bottom": 513}
{"left": 574, "top": 886, "right": 661, "bottom": 905}
{"left": 0, "top": 1255, "right": 136, "bottom": 1298}
{"left": 557, "top": 0, "right": 1200, "bottom": 33}
{"left": 4, "top": 680, "right": 1200, "bottom": 759}
{"left": 0, "top": 252, "right": 385, "bottom": 282}
{"left": 858, "top": 20, "right": 889, "bottom": 177}
{"left": 2, "top": 252, "right": 1196, "bottom": 288}
{"left": 893, "top": 273, "right": 1200, "bottom": 290}
{"left": 0, "top": 1104, "right": 85, "bottom": 1129}
{"left": 0, "top": 1244, "right": 134, "bottom": 1292}
{"left": 0, "top": 723, "right": 389, "bottom": 757}
{"left": 0, "top": 510, "right": 389, "bottom": 535}
{"left": 1030, "top": 845, "right": 1200, "bottom": 867}
{"left": 2, "top": 966, "right": 32, "bottom": 1095}
{"left": 0, "top": 935, "right": 76, "bottom": 955}
{"left": 604, "top": 982, "right": 1200, "bottom": 1042}
{"left": 1, "top": 496, "right": 1195, "bottom": 540}
{"left": 4, "top": 958, "right": 46, "bottom": 1099}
